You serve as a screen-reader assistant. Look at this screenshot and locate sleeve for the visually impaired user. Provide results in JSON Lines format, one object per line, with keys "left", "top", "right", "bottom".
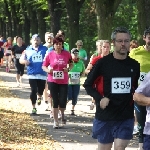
{"left": 82, "top": 61, "right": 85, "bottom": 72}
{"left": 135, "top": 72, "right": 150, "bottom": 94}
{"left": 91, "top": 57, "right": 98, "bottom": 65}
{"left": 20, "top": 50, "right": 27, "bottom": 60}
{"left": 129, "top": 49, "right": 135, "bottom": 59}
{"left": 83, "top": 59, "right": 103, "bottom": 103}
{"left": 42, "top": 54, "right": 50, "bottom": 67}
{"left": 68, "top": 52, "right": 73, "bottom": 63}
{"left": 11, "top": 46, "right": 15, "bottom": 54}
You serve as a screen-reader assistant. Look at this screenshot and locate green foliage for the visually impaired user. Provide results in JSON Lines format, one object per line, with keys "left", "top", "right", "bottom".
{"left": 113, "top": 0, "right": 138, "bottom": 40}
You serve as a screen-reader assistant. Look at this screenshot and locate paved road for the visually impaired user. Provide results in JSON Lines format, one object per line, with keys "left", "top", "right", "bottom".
{"left": 0, "top": 67, "right": 139, "bottom": 150}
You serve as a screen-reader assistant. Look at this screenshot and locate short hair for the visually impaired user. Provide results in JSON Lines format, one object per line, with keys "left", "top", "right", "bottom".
{"left": 143, "top": 27, "right": 150, "bottom": 37}
{"left": 96, "top": 40, "right": 103, "bottom": 46}
{"left": 130, "top": 40, "right": 138, "bottom": 49}
{"left": 76, "top": 40, "right": 83, "bottom": 45}
{"left": 16, "top": 36, "right": 22, "bottom": 41}
{"left": 102, "top": 40, "right": 110, "bottom": 45}
{"left": 53, "top": 36, "right": 64, "bottom": 45}
{"left": 7, "top": 37, "right": 12, "bottom": 41}
{"left": 57, "top": 30, "right": 65, "bottom": 36}
{"left": 111, "top": 27, "right": 132, "bottom": 40}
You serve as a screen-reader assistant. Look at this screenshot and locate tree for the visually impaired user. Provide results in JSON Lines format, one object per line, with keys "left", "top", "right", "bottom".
{"left": 137, "top": 0, "right": 150, "bottom": 45}
{"left": 65, "top": 0, "right": 85, "bottom": 50}
{"left": 47, "top": 0, "right": 62, "bottom": 35}
{"left": 95, "top": 0, "right": 123, "bottom": 40}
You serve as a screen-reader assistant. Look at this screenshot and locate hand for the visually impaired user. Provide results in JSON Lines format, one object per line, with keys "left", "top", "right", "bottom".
{"left": 63, "top": 68, "right": 68, "bottom": 72}
{"left": 25, "top": 60, "right": 30, "bottom": 66}
{"left": 100, "top": 97, "right": 110, "bottom": 109}
{"left": 49, "top": 68, "right": 53, "bottom": 73}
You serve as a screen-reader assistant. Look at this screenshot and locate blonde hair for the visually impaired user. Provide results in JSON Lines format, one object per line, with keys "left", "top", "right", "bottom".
{"left": 76, "top": 40, "right": 83, "bottom": 45}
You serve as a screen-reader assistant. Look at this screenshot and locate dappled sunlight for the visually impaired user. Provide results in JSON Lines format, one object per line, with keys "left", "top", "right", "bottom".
{"left": 0, "top": 109, "right": 63, "bottom": 150}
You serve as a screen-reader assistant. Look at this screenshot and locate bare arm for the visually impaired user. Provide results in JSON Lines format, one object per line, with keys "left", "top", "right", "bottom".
{"left": 42, "top": 66, "right": 52, "bottom": 73}
{"left": 133, "top": 92, "right": 150, "bottom": 106}
{"left": 85, "top": 63, "right": 93, "bottom": 75}
{"left": 19, "top": 51, "right": 30, "bottom": 65}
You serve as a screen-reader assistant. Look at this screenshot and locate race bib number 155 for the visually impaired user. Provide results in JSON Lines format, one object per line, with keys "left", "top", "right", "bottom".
{"left": 53, "top": 71, "right": 64, "bottom": 79}
{"left": 111, "top": 77, "right": 131, "bottom": 94}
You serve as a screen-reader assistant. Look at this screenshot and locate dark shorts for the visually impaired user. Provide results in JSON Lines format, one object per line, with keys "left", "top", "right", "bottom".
{"left": 48, "top": 82, "right": 68, "bottom": 108}
{"left": 92, "top": 118, "right": 134, "bottom": 144}
{"left": 5, "top": 53, "right": 11, "bottom": 56}
{"left": 143, "top": 135, "right": 150, "bottom": 150}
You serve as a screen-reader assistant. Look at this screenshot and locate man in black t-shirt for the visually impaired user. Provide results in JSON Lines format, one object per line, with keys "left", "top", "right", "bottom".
{"left": 83, "top": 27, "right": 140, "bottom": 150}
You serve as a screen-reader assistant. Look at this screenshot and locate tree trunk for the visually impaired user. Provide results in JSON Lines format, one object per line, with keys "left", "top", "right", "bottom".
{"left": 37, "top": 10, "right": 47, "bottom": 43}
{"left": 4, "top": 0, "right": 12, "bottom": 37}
{"left": 65, "top": 0, "right": 85, "bottom": 50}
{"left": 137, "top": 0, "right": 150, "bottom": 45}
{"left": 47, "top": 0, "right": 62, "bottom": 35}
{"left": 24, "top": 14, "right": 30, "bottom": 45}
{"left": 95, "top": 0, "right": 123, "bottom": 40}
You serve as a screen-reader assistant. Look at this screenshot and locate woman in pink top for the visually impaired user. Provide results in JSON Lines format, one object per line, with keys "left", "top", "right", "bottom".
{"left": 42, "top": 36, "right": 73, "bottom": 129}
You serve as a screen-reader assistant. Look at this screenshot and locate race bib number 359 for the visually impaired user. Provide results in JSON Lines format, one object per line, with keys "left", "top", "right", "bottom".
{"left": 53, "top": 71, "right": 64, "bottom": 79}
{"left": 111, "top": 77, "right": 131, "bottom": 94}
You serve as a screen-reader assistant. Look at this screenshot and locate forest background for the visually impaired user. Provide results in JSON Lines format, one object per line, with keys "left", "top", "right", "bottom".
{"left": 0, "top": 0, "right": 148, "bottom": 56}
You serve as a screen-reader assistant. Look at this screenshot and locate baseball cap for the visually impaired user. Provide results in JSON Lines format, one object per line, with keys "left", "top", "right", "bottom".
{"left": 71, "top": 48, "right": 79, "bottom": 54}
{"left": 32, "top": 34, "right": 40, "bottom": 39}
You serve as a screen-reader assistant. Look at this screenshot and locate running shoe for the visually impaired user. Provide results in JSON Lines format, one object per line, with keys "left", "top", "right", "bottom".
{"left": 32, "top": 108, "right": 37, "bottom": 115}
{"left": 6, "top": 67, "right": 8, "bottom": 72}
{"left": 71, "top": 110, "right": 75, "bottom": 115}
{"left": 58, "top": 111, "right": 62, "bottom": 119}
{"left": 37, "top": 97, "right": 42, "bottom": 105}
{"left": 49, "top": 111, "right": 53, "bottom": 118}
{"left": 61, "top": 119, "right": 66, "bottom": 125}
{"left": 90, "top": 103, "right": 95, "bottom": 110}
{"left": 133, "top": 125, "right": 139, "bottom": 135}
{"left": 53, "top": 121, "right": 59, "bottom": 129}
{"left": 17, "top": 82, "right": 20, "bottom": 87}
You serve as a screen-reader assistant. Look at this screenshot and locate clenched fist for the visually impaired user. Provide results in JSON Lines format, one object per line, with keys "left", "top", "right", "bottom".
{"left": 100, "top": 97, "right": 110, "bottom": 109}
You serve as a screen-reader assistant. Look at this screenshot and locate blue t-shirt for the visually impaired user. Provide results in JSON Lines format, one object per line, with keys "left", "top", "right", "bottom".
{"left": 25, "top": 45, "right": 47, "bottom": 76}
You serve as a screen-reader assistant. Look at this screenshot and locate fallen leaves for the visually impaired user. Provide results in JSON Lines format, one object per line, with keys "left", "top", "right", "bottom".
{"left": 0, "top": 80, "right": 63, "bottom": 150}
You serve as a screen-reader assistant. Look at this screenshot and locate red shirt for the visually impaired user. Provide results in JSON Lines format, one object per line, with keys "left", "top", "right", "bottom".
{"left": 0, "top": 41, "right": 3, "bottom": 47}
{"left": 91, "top": 55, "right": 102, "bottom": 65}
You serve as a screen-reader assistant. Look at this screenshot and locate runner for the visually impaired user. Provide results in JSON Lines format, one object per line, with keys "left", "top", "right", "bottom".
{"left": 85, "top": 40, "right": 110, "bottom": 74}
{"left": 12, "top": 36, "right": 27, "bottom": 87}
{"left": 129, "top": 27, "right": 150, "bottom": 150}
{"left": 85, "top": 40, "right": 111, "bottom": 110}
{"left": 2, "top": 37, "right": 13, "bottom": 72}
{"left": 42, "top": 36, "right": 73, "bottom": 129}
{"left": 0, "top": 39, "right": 4, "bottom": 68}
{"left": 68, "top": 48, "right": 85, "bottom": 115}
{"left": 43, "top": 32, "right": 54, "bottom": 114}
{"left": 83, "top": 27, "right": 140, "bottom": 150}
{"left": 133, "top": 72, "right": 150, "bottom": 150}
{"left": 75, "top": 40, "right": 87, "bottom": 64}
{"left": 89, "top": 40, "right": 103, "bottom": 61}
{"left": 19, "top": 34, "right": 47, "bottom": 115}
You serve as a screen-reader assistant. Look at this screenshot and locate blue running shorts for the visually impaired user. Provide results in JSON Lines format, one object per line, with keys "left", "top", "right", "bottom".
{"left": 143, "top": 135, "right": 150, "bottom": 150}
{"left": 92, "top": 118, "right": 134, "bottom": 143}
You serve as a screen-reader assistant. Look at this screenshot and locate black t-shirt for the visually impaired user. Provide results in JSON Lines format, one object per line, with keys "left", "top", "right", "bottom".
{"left": 83, "top": 53, "right": 140, "bottom": 121}
{"left": 12, "top": 44, "right": 27, "bottom": 60}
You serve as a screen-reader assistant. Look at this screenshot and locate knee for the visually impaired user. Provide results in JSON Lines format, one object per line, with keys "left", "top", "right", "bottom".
{"left": 31, "top": 89, "right": 37, "bottom": 95}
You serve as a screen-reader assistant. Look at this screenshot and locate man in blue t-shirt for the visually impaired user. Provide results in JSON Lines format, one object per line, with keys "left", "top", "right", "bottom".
{"left": 19, "top": 34, "right": 47, "bottom": 115}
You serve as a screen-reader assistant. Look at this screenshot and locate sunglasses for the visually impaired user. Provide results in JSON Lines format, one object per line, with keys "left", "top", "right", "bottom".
{"left": 77, "top": 45, "right": 82, "bottom": 46}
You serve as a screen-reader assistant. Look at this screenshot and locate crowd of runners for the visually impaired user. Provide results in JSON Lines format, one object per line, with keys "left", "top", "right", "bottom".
{"left": 0, "top": 27, "right": 150, "bottom": 150}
